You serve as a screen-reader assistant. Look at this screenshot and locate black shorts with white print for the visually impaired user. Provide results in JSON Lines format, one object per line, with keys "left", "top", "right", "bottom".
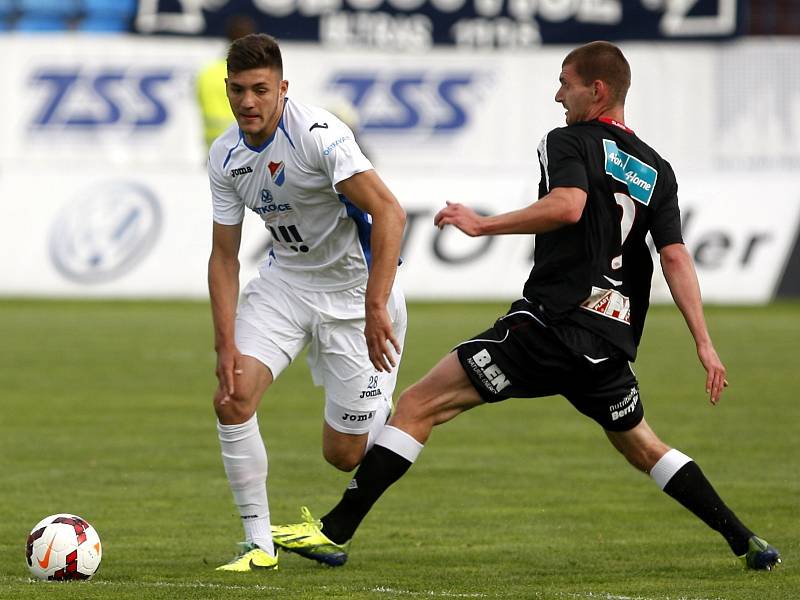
{"left": 455, "top": 299, "right": 643, "bottom": 432}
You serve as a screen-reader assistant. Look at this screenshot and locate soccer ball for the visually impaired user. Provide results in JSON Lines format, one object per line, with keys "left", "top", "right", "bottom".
{"left": 25, "top": 514, "right": 102, "bottom": 581}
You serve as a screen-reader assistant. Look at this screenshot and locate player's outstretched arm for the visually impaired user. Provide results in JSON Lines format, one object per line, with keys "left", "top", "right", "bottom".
{"left": 434, "top": 187, "right": 586, "bottom": 236}
{"left": 659, "top": 243, "right": 728, "bottom": 405}
{"left": 337, "top": 170, "right": 406, "bottom": 372}
{"left": 209, "top": 221, "right": 245, "bottom": 397}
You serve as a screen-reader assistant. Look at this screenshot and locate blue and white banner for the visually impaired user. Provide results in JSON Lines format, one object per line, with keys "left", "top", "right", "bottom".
{"left": 1, "top": 35, "right": 798, "bottom": 301}
{"left": 0, "top": 35, "right": 214, "bottom": 169}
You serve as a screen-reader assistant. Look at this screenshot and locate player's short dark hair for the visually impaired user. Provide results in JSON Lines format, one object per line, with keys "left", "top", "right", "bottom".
{"left": 227, "top": 33, "right": 283, "bottom": 77}
{"left": 563, "top": 41, "right": 631, "bottom": 105}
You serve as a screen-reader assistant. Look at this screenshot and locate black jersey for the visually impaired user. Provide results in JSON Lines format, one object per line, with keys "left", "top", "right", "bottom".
{"left": 524, "top": 118, "right": 683, "bottom": 360}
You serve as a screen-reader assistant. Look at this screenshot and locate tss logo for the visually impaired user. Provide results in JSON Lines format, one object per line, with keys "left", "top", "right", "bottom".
{"left": 29, "top": 68, "right": 173, "bottom": 129}
{"left": 328, "top": 72, "right": 485, "bottom": 135}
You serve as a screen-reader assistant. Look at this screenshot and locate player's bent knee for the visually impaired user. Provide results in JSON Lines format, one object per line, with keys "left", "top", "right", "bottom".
{"left": 322, "top": 446, "right": 363, "bottom": 472}
{"left": 213, "top": 389, "right": 257, "bottom": 424}
{"left": 215, "top": 403, "right": 255, "bottom": 425}
{"left": 622, "top": 443, "right": 667, "bottom": 473}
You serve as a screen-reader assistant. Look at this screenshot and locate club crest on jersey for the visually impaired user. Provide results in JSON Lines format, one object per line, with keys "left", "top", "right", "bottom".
{"left": 268, "top": 161, "right": 286, "bottom": 186}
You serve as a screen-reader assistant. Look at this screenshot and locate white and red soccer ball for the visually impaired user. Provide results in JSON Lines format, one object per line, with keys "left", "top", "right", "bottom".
{"left": 26, "top": 514, "right": 102, "bottom": 581}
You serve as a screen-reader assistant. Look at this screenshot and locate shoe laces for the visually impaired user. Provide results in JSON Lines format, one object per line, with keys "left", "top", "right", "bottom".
{"left": 235, "top": 541, "right": 259, "bottom": 555}
{"left": 300, "top": 506, "right": 322, "bottom": 529}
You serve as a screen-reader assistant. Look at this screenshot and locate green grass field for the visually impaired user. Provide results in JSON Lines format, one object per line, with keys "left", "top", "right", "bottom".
{"left": 1, "top": 300, "right": 797, "bottom": 599}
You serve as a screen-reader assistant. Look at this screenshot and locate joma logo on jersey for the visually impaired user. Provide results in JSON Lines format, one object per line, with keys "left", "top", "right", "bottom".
{"left": 230, "top": 166, "right": 253, "bottom": 178}
{"left": 268, "top": 161, "right": 285, "bottom": 186}
{"left": 358, "top": 388, "right": 382, "bottom": 399}
{"left": 610, "top": 387, "right": 639, "bottom": 421}
{"left": 341, "top": 411, "right": 376, "bottom": 422}
{"left": 469, "top": 349, "right": 511, "bottom": 393}
{"left": 603, "top": 139, "right": 657, "bottom": 206}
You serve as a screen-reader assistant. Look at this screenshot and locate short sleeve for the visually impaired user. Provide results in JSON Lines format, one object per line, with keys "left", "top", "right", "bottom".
{"left": 650, "top": 165, "right": 683, "bottom": 250}
{"left": 538, "top": 128, "right": 589, "bottom": 193}
{"left": 303, "top": 117, "right": 373, "bottom": 187}
{"left": 208, "top": 154, "right": 244, "bottom": 225}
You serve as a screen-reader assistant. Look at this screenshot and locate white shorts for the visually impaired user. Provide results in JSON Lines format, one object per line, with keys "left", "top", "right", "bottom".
{"left": 235, "top": 270, "right": 407, "bottom": 435}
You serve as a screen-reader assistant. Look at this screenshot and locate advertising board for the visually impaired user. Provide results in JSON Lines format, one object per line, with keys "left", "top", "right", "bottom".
{"left": 1, "top": 35, "right": 798, "bottom": 302}
{"left": 2, "top": 168, "right": 797, "bottom": 304}
{"left": 134, "top": 0, "right": 744, "bottom": 48}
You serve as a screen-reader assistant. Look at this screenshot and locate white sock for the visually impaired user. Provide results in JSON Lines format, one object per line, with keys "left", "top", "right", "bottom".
{"left": 649, "top": 448, "right": 693, "bottom": 490}
{"left": 365, "top": 399, "right": 392, "bottom": 455}
{"left": 217, "top": 414, "right": 274, "bottom": 555}
{"left": 242, "top": 516, "right": 272, "bottom": 553}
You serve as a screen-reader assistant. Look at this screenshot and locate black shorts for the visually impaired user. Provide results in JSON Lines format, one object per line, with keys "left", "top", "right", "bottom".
{"left": 455, "top": 299, "right": 643, "bottom": 432}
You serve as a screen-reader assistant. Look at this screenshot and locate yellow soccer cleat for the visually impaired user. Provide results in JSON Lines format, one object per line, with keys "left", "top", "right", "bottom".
{"left": 271, "top": 507, "right": 349, "bottom": 567}
{"left": 216, "top": 542, "right": 278, "bottom": 572}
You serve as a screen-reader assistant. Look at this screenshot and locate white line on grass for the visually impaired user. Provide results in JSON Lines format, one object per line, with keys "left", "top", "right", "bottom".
{"left": 8, "top": 578, "right": 725, "bottom": 600}
{"left": 372, "top": 586, "right": 488, "bottom": 597}
{"left": 20, "top": 578, "right": 286, "bottom": 592}
{"left": 561, "top": 593, "right": 724, "bottom": 600}
{"left": 13, "top": 577, "right": 487, "bottom": 597}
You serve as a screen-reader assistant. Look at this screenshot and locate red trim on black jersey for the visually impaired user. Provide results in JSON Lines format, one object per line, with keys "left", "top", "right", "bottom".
{"left": 598, "top": 117, "right": 634, "bottom": 134}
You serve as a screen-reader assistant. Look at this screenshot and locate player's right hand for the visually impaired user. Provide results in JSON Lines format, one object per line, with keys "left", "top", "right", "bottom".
{"left": 215, "top": 346, "right": 244, "bottom": 400}
{"left": 434, "top": 201, "right": 484, "bottom": 236}
{"left": 696, "top": 341, "right": 727, "bottom": 405}
{"left": 365, "top": 304, "right": 401, "bottom": 372}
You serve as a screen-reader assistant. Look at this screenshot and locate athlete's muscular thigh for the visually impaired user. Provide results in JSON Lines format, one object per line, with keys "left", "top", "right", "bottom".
{"left": 391, "top": 352, "right": 484, "bottom": 444}
{"left": 214, "top": 355, "right": 274, "bottom": 425}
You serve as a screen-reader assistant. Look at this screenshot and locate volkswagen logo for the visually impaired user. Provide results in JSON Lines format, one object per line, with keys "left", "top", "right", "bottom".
{"left": 49, "top": 181, "right": 162, "bottom": 284}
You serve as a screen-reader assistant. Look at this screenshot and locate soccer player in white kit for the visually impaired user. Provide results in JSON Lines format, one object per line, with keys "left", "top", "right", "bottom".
{"left": 208, "top": 33, "right": 407, "bottom": 571}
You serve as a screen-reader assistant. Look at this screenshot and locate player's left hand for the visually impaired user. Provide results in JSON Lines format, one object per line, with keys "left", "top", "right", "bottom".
{"left": 434, "top": 201, "right": 484, "bottom": 236}
{"left": 365, "top": 304, "right": 401, "bottom": 372}
{"left": 697, "top": 341, "right": 728, "bottom": 405}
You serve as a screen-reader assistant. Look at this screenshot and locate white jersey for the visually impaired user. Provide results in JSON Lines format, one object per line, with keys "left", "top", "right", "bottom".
{"left": 208, "top": 98, "right": 375, "bottom": 291}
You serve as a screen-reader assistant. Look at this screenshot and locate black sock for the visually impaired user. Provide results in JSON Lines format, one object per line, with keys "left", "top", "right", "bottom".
{"left": 662, "top": 461, "right": 754, "bottom": 555}
{"left": 321, "top": 444, "right": 413, "bottom": 544}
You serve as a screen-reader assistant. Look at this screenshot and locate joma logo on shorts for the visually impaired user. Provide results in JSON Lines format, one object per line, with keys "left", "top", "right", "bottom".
{"left": 470, "top": 349, "right": 511, "bottom": 393}
{"left": 610, "top": 387, "right": 639, "bottom": 421}
{"left": 359, "top": 388, "right": 382, "bottom": 399}
{"left": 341, "top": 411, "right": 376, "bottom": 422}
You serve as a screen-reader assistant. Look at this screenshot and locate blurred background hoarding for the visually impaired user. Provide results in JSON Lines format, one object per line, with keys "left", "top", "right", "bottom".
{"left": 132, "top": 0, "right": 746, "bottom": 48}
{"left": 0, "top": 0, "right": 798, "bottom": 301}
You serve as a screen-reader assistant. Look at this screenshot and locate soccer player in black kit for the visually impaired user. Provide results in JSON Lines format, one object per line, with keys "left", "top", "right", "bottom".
{"left": 271, "top": 41, "right": 781, "bottom": 571}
